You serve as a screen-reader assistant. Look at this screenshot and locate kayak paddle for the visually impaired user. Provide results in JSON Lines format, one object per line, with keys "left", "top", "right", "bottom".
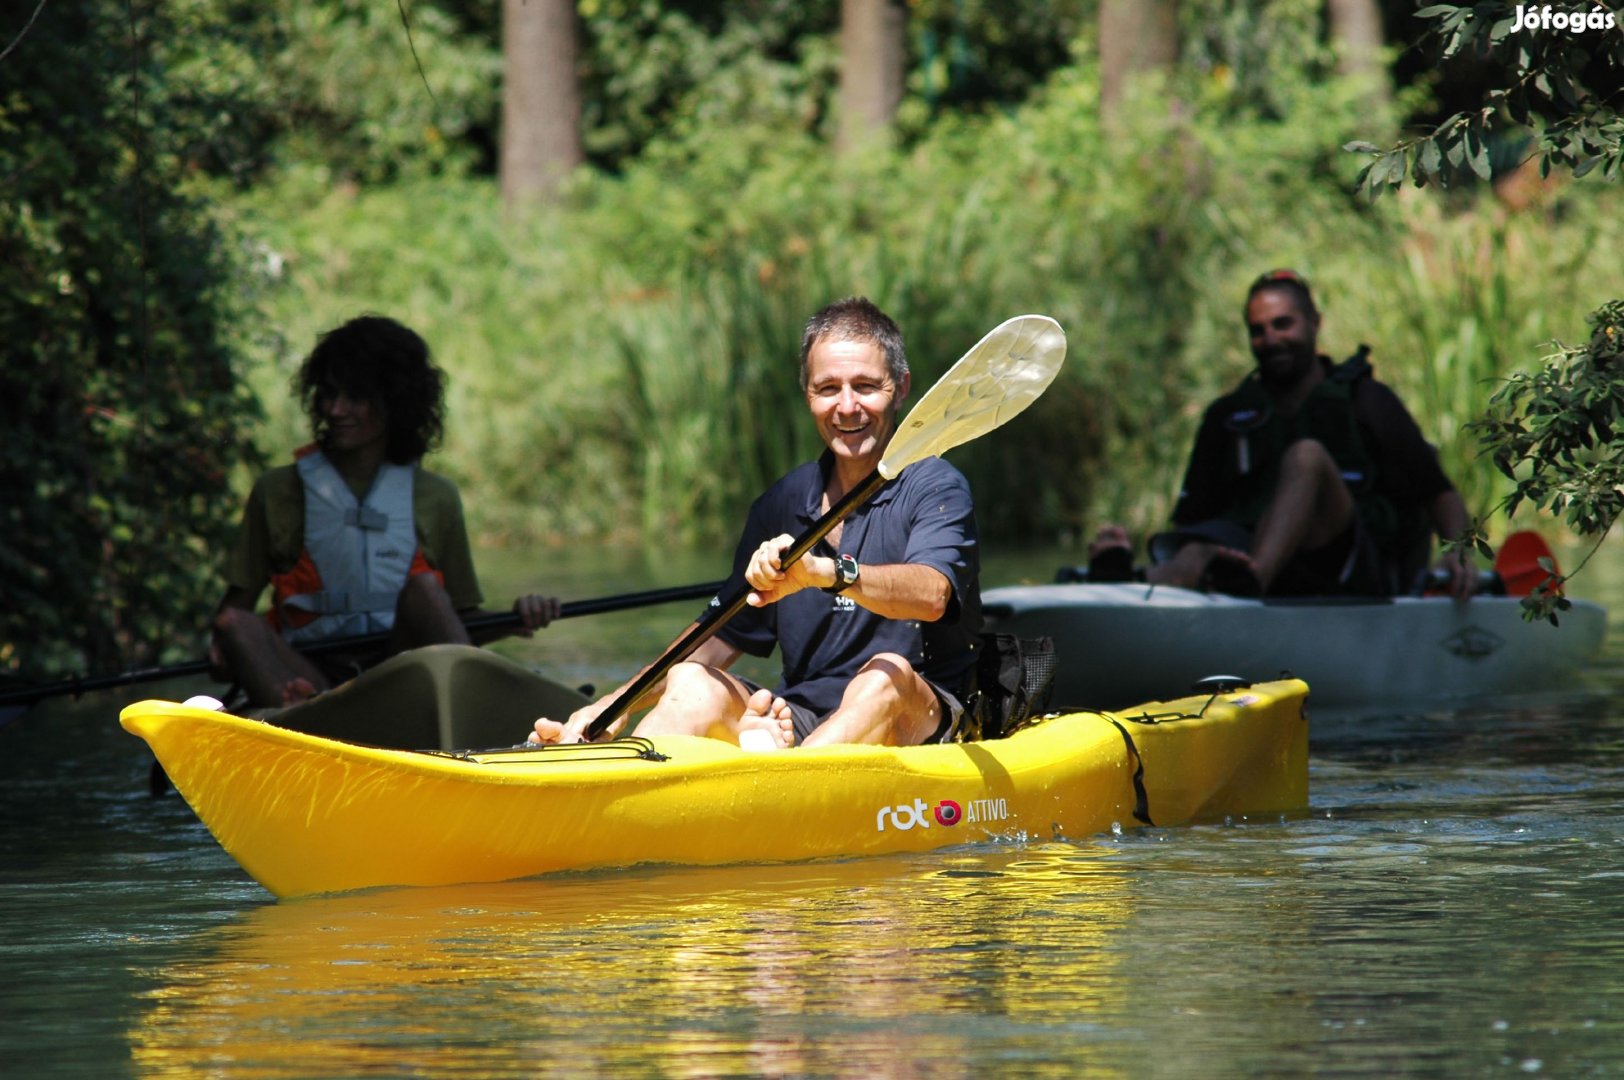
{"left": 0, "top": 579, "right": 726, "bottom": 714}
{"left": 585, "top": 313, "right": 1068, "bottom": 739}
{"left": 1493, "top": 530, "right": 1563, "bottom": 597}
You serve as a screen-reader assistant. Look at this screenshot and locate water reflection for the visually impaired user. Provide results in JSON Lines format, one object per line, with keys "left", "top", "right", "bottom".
{"left": 8, "top": 541, "right": 1624, "bottom": 1076}
{"left": 129, "top": 847, "right": 1135, "bottom": 1079}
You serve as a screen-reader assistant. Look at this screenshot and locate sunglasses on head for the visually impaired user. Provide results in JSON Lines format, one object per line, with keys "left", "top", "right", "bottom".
{"left": 1251, "top": 268, "right": 1311, "bottom": 291}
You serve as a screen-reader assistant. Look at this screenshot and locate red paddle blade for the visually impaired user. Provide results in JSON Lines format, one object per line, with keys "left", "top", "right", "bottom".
{"left": 1495, "top": 530, "right": 1562, "bottom": 597}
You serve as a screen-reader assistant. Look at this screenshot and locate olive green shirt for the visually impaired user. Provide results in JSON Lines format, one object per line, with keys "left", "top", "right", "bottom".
{"left": 223, "top": 463, "right": 484, "bottom": 611}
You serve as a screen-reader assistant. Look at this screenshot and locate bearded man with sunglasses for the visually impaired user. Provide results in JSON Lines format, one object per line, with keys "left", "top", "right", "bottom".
{"left": 1091, "top": 270, "right": 1473, "bottom": 599}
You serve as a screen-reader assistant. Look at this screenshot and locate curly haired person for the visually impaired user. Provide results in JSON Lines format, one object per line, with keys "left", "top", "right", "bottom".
{"left": 210, "top": 315, "right": 559, "bottom": 707}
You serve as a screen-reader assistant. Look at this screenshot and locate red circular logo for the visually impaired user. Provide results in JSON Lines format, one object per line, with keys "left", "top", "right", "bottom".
{"left": 934, "top": 800, "right": 962, "bottom": 826}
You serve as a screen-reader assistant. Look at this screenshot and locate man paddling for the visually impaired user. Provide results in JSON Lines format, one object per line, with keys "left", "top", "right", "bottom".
{"left": 531, "top": 297, "right": 981, "bottom": 748}
{"left": 210, "top": 315, "right": 561, "bottom": 707}
{"left": 1090, "top": 269, "right": 1472, "bottom": 599}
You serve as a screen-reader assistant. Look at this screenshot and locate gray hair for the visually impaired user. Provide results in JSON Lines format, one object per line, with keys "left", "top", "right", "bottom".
{"left": 799, "top": 297, "right": 908, "bottom": 388}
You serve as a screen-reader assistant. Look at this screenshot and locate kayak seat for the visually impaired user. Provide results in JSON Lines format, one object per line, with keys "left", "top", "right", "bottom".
{"left": 264, "top": 644, "right": 591, "bottom": 752}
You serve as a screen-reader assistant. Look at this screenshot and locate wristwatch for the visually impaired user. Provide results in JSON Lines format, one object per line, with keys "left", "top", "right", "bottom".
{"left": 824, "top": 553, "right": 860, "bottom": 595}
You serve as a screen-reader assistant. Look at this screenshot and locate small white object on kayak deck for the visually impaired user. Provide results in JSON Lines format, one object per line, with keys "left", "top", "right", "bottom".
{"left": 738, "top": 729, "right": 781, "bottom": 752}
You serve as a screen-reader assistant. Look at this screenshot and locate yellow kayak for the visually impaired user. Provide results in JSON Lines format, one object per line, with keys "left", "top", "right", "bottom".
{"left": 120, "top": 671, "right": 1308, "bottom": 900}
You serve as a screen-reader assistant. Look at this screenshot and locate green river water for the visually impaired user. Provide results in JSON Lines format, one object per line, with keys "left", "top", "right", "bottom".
{"left": 4, "top": 543, "right": 1624, "bottom": 1078}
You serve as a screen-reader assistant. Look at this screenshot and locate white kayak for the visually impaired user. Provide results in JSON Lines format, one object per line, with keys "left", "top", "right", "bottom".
{"left": 981, "top": 582, "right": 1608, "bottom": 712}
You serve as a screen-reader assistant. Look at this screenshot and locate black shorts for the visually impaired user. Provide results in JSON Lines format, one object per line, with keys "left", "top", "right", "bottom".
{"left": 739, "top": 678, "right": 966, "bottom": 745}
{"left": 1272, "top": 516, "right": 1389, "bottom": 596}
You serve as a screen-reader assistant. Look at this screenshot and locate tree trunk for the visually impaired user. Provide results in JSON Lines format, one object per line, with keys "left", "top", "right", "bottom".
{"left": 1326, "top": 0, "right": 1389, "bottom": 103}
{"left": 837, "top": 0, "right": 906, "bottom": 154}
{"left": 501, "top": 0, "right": 583, "bottom": 211}
{"left": 1098, "top": 0, "right": 1179, "bottom": 120}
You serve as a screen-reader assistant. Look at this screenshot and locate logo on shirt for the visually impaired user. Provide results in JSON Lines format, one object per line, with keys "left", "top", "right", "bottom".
{"left": 831, "top": 594, "right": 857, "bottom": 612}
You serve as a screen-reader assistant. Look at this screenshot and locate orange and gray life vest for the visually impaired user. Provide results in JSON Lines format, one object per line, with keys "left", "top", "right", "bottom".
{"left": 268, "top": 451, "right": 433, "bottom": 644}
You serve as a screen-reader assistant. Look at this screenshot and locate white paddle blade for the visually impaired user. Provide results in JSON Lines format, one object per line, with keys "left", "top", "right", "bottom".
{"left": 879, "top": 314, "right": 1067, "bottom": 479}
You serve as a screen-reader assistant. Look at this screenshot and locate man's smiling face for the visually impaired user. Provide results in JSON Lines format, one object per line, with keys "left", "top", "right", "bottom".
{"left": 803, "top": 336, "right": 910, "bottom": 472}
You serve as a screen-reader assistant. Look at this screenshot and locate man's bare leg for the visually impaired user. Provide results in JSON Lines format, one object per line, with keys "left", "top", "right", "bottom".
{"left": 613, "top": 661, "right": 757, "bottom": 740}
{"left": 801, "top": 654, "right": 940, "bottom": 747}
{"left": 1090, "top": 524, "right": 1221, "bottom": 589}
{"left": 1249, "top": 439, "right": 1356, "bottom": 590}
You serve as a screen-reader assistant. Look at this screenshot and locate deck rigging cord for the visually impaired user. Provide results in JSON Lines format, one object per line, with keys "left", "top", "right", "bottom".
{"left": 434, "top": 736, "right": 669, "bottom": 764}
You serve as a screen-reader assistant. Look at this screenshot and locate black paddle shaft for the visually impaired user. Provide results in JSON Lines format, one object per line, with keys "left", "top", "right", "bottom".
{"left": 586, "top": 468, "right": 890, "bottom": 738}
{"left": 0, "top": 580, "right": 725, "bottom": 709}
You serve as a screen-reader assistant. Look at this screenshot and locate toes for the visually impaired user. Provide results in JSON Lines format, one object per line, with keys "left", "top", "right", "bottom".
{"left": 737, "top": 693, "right": 795, "bottom": 750}
{"left": 280, "top": 678, "right": 318, "bottom": 707}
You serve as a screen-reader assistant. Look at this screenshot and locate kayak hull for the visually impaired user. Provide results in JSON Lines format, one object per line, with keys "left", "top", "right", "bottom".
{"left": 120, "top": 678, "right": 1308, "bottom": 899}
{"left": 983, "top": 582, "right": 1608, "bottom": 711}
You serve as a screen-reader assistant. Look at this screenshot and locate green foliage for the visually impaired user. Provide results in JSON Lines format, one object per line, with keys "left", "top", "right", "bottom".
{"left": 1349, "top": 211, "right": 1597, "bottom": 520}
{"left": 906, "top": 0, "right": 1090, "bottom": 119}
{"left": 575, "top": 0, "right": 1092, "bottom": 166}
{"left": 1467, "top": 300, "right": 1624, "bottom": 618}
{"left": 609, "top": 260, "right": 823, "bottom": 544}
{"left": 1179, "top": 0, "right": 1339, "bottom": 119}
{"left": 16, "top": 0, "right": 1624, "bottom": 685}
{"left": 577, "top": 0, "right": 838, "bottom": 166}
{"left": 120, "top": 0, "right": 501, "bottom": 187}
{"left": 1347, "top": 1, "right": 1624, "bottom": 197}
{"left": 228, "top": 13, "right": 1624, "bottom": 556}
{"left": 1, "top": 0, "right": 265, "bottom": 679}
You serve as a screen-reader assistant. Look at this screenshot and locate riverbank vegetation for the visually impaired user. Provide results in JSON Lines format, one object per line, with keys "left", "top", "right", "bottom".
{"left": 229, "top": 32, "right": 1622, "bottom": 548}
{"left": 7, "top": 0, "right": 1621, "bottom": 676}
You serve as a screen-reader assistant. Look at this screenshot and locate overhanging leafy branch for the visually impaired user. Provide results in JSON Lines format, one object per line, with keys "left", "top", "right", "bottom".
{"left": 1346, "top": 2, "right": 1624, "bottom": 197}
{"left": 1465, "top": 299, "right": 1624, "bottom": 620}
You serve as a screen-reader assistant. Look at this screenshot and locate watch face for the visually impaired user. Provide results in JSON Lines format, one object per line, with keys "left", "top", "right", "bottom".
{"left": 827, "top": 553, "right": 858, "bottom": 594}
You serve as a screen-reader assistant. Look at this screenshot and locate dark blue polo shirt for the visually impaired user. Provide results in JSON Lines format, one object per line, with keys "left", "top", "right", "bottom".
{"left": 714, "top": 452, "right": 981, "bottom": 717}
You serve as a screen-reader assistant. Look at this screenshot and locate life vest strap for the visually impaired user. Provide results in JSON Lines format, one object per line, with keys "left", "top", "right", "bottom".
{"left": 344, "top": 506, "right": 390, "bottom": 531}
{"left": 280, "top": 590, "right": 402, "bottom": 616}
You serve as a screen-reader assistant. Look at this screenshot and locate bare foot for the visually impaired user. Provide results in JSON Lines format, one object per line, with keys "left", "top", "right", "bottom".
{"left": 1085, "top": 524, "right": 1136, "bottom": 583}
{"left": 1088, "top": 523, "right": 1131, "bottom": 558}
{"left": 737, "top": 688, "right": 795, "bottom": 749}
{"left": 1200, "top": 547, "right": 1264, "bottom": 597}
{"left": 527, "top": 717, "right": 577, "bottom": 746}
{"left": 279, "top": 677, "right": 319, "bottom": 707}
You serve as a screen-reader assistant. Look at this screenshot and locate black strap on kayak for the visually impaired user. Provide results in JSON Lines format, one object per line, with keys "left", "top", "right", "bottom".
{"left": 1100, "top": 689, "right": 1260, "bottom": 825}
{"left": 1102, "top": 716, "right": 1154, "bottom": 826}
